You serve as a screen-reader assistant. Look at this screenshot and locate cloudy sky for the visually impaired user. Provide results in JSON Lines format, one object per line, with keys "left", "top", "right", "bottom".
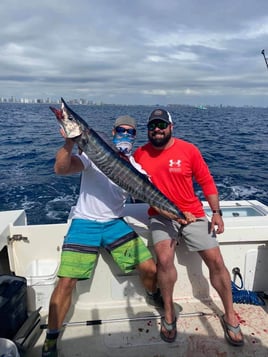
{"left": 1, "top": 0, "right": 268, "bottom": 106}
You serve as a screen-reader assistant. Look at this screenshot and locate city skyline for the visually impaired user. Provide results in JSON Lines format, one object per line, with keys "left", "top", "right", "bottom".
{"left": 1, "top": 95, "right": 266, "bottom": 108}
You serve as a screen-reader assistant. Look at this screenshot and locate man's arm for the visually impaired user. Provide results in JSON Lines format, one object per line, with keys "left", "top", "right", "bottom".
{"left": 54, "top": 139, "right": 84, "bottom": 175}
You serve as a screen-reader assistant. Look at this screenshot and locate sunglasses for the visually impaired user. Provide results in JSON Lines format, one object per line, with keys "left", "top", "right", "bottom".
{"left": 115, "top": 126, "right": 136, "bottom": 136}
{"left": 147, "top": 121, "right": 169, "bottom": 131}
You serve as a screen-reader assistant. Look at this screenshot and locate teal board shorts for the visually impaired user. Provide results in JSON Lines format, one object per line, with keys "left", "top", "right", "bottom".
{"left": 58, "top": 218, "right": 152, "bottom": 279}
{"left": 149, "top": 215, "right": 219, "bottom": 251}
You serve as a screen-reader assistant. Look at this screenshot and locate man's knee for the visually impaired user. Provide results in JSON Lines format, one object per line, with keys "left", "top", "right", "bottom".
{"left": 56, "top": 277, "right": 77, "bottom": 292}
{"left": 137, "top": 258, "right": 157, "bottom": 276}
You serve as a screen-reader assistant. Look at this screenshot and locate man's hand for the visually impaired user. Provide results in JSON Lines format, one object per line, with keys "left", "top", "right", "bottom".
{"left": 152, "top": 207, "right": 196, "bottom": 225}
{"left": 182, "top": 211, "right": 196, "bottom": 224}
{"left": 210, "top": 214, "right": 224, "bottom": 234}
{"left": 174, "top": 211, "right": 196, "bottom": 225}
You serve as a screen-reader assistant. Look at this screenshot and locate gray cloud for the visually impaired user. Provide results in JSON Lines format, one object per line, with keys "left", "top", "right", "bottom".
{"left": 1, "top": 0, "right": 268, "bottom": 105}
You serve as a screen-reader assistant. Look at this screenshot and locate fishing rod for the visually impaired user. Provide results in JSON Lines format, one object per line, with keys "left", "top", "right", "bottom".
{"left": 261, "top": 49, "right": 268, "bottom": 70}
{"left": 40, "top": 311, "right": 215, "bottom": 329}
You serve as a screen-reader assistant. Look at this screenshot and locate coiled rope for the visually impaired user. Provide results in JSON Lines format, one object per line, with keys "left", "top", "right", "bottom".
{"left": 231, "top": 267, "right": 265, "bottom": 306}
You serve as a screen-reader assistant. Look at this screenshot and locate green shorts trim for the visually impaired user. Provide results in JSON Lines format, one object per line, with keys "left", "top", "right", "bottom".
{"left": 58, "top": 251, "right": 97, "bottom": 279}
{"left": 110, "top": 237, "right": 152, "bottom": 273}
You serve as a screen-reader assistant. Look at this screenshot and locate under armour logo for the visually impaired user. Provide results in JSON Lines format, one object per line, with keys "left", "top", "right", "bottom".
{"left": 169, "top": 159, "right": 181, "bottom": 167}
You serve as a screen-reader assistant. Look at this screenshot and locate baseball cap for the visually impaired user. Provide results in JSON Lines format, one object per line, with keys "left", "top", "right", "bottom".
{"left": 114, "top": 115, "right": 136, "bottom": 129}
{"left": 148, "top": 109, "right": 173, "bottom": 124}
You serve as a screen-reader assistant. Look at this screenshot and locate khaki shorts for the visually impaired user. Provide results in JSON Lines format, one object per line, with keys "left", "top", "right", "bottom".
{"left": 149, "top": 215, "right": 218, "bottom": 251}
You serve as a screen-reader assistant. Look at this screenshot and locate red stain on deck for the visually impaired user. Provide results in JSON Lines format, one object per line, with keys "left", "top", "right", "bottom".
{"left": 234, "top": 311, "right": 246, "bottom": 324}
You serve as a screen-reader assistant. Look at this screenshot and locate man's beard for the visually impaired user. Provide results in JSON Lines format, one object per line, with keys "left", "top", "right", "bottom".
{"left": 148, "top": 131, "right": 172, "bottom": 147}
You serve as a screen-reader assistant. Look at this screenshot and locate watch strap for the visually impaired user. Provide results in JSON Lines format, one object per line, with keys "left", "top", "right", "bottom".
{"left": 212, "top": 209, "right": 222, "bottom": 216}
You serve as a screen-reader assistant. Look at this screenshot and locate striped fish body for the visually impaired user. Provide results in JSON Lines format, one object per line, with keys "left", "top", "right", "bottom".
{"left": 50, "top": 98, "right": 184, "bottom": 219}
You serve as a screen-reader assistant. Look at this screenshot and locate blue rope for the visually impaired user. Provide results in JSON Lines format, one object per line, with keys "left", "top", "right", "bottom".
{"left": 231, "top": 267, "right": 265, "bottom": 306}
{"left": 231, "top": 282, "right": 265, "bottom": 305}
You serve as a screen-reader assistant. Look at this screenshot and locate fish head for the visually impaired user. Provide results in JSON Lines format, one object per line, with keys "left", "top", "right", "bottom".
{"left": 50, "top": 99, "right": 83, "bottom": 138}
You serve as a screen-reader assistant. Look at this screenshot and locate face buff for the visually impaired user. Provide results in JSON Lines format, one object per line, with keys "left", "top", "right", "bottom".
{"left": 113, "top": 132, "right": 135, "bottom": 156}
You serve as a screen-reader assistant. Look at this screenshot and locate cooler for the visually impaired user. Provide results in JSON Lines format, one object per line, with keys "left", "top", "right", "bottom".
{"left": 0, "top": 275, "right": 28, "bottom": 339}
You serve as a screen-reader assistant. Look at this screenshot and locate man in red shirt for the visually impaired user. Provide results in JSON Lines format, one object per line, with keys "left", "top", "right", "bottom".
{"left": 134, "top": 109, "right": 244, "bottom": 346}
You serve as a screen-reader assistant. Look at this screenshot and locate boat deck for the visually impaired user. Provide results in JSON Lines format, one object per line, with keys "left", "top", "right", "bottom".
{"left": 26, "top": 298, "right": 268, "bottom": 357}
{"left": 1, "top": 201, "right": 268, "bottom": 356}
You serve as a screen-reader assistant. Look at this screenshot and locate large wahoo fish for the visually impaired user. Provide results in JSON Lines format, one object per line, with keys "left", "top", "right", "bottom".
{"left": 50, "top": 98, "right": 184, "bottom": 219}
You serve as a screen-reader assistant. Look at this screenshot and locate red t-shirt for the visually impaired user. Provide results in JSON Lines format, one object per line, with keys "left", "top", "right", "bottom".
{"left": 133, "top": 138, "right": 218, "bottom": 217}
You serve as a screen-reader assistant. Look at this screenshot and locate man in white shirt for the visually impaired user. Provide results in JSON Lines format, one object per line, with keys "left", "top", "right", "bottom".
{"left": 42, "top": 115, "right": 162, "bottom": 357}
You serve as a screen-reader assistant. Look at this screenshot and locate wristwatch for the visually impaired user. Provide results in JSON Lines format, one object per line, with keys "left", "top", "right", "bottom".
{"left": 212, "top": 209, "right": 223, "bottom": 216}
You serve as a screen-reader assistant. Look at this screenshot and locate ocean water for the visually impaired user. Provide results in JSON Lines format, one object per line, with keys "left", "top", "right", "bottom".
{"left": 0, "top": 103, "right": 267, "bottom": 225}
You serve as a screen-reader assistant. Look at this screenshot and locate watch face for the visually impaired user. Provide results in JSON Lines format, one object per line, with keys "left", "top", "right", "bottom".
{"left": 213, "top": 210, "right": 222, "bottom": 216}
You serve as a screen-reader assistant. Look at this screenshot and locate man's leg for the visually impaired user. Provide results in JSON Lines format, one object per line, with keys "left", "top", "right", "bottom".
{"left": 47, "top": 277, "right": 77, "bottom": 329}
{"left": 154, "top": 239, "right": 177, "bottom": 341}
{"left": 136, "top": 257, "right": 157, "bottom": 293}
{"left": 199, "top": 247, "right": 243, "bottom": 344}
{"left": 42, "top": 277, "right": 77, "bottom": 356}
